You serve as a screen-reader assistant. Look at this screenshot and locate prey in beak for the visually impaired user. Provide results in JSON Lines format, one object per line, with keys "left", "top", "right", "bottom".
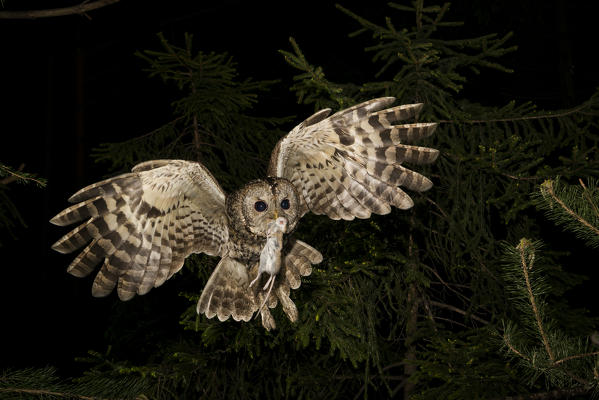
{"left": 250, "top": 217, "right": 287, "bottom": 315}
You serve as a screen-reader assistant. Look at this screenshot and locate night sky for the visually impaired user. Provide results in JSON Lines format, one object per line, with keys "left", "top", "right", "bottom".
{"left": 1, "top": 0, "right": 598, "bottom": 375}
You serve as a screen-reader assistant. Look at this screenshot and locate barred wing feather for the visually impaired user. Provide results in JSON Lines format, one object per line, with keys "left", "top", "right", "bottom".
{"left": 268, "top": 97, "right": 439, "bottom": 220}
{"left": 50, "top": 159, "right": 229, "bottom": 301}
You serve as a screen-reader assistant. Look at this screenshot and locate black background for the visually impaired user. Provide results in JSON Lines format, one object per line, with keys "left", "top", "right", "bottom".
{"left": 1, "top": 0, "right": 597, "bottom": 374}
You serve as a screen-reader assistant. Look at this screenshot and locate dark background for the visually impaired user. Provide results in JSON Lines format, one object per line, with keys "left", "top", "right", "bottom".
{"left": 1, "top": 0, "right": 597, "bottom": 374}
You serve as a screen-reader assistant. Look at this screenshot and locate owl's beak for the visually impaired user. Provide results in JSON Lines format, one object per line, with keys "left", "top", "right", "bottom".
{"left": 273, "top": 210, "right": 279, "bottom": 219}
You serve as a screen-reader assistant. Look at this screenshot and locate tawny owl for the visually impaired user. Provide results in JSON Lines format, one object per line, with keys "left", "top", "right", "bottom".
{"left": 50, "top": 97, "right": 439, "bottom": 330}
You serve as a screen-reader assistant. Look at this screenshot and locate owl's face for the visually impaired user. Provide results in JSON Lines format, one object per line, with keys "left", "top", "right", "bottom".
{"left": 226, "top": 177, "right": 300, "bottom": 238}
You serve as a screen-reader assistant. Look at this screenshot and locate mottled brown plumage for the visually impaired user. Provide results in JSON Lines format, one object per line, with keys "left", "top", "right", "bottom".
{"left": 51, "top": 97, "right": 438, "bottom": 330}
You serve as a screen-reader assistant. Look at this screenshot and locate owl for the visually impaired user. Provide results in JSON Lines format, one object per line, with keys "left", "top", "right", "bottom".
{"left": 50, "top": 97, "right": 439, "bottom": 330}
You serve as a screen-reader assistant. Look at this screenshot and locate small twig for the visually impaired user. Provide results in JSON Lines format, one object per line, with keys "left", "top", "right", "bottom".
{"left": 554, "top": 351, "right": 599, "bottom": 366}
{"left": 427, "top": 315, "right": 468, "bottom": 328}
{"left": 0, "top": 0, "right": 119, "bottom": 19}
{"left": 503, "top": 335, "right": 532, "bottom": 363}
{"left": 499, "top": 172, "right": 541, "bottom": 181}
{"left": 423, "top": 195, "right": 448, "bottom": 219}
{"left": 517, "top": 241, "right": 555, "bottom": 362}
{"left": 0, "top": 163, "right": 45, "bottom": 186}
{"left": 0, "top": 163, "right": 24, "bottom": 185}
{"left": 421, "top": 264, "right": 470, "bottom": 303}
{"left": 428, "top": 300, "right": 490, "bottom": 325}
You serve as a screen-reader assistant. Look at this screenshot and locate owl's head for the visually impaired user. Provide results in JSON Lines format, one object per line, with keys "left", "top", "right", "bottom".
{"left": 226, "top": 177, "right": 300, "bottom": 237}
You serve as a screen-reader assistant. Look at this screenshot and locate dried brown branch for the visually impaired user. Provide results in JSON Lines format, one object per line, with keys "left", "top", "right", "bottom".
{"left": 0, "top": 0, "right": 120, "bottom": 19}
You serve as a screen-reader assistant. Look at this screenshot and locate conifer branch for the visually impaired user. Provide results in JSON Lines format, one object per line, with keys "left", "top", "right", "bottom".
{"left": 0, "top": 163, "right": 24, "bottom": 185}
{"left": 0, "top": 163, "right": 46, "bottom": 187}
{"left": 495, "top": 387, "right": 589, "bottom": 400}
{"left": 0, "top": 387, "right": 97, "bottom": 399}
{"left": 503, "top": 335, "right": 532, "bottom": 362}
{"left": 517, "top": 239, "right": 555, "bottom": 362}
{"left": 540, "top": 180, "right": 599, "bottom": 238}
{"left": 0, "top": 0, "right": 120, "bottom": 19}
{"left": 439, "top": 100, "right": 591, "bottom": 124}
{"left": 553, "top": 351, "right": 599, "bottom": 366}
{"left": 579, "top": 179, "right": 599, "bottom": 220}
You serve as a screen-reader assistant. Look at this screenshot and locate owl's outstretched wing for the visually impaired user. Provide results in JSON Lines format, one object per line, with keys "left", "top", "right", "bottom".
{"left": 50, "top": 159, "right": 228, "bottom": 300}
{"left": 268, "top": 97, "right": 438, "bottom": 219}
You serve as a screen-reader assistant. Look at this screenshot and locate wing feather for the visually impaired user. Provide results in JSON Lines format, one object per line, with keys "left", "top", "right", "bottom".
{"left": 268, "top": 97, "right": 438, "bottom": 219}
{"left": 51, "top": 160, "right": 229, "bottom": 300}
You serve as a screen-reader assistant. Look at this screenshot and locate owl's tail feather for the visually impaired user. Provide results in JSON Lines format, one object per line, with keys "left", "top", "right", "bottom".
{"left": 196, "top": 256, "right": 256, "bottom": 323}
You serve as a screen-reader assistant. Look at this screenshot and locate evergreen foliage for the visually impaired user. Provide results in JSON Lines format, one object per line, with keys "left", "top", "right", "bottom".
{"left": 92, "top": 32, "right": 289, "bottom": 190}
{"left": 534, "top": 178, "right": 599, "bottom": 249}
{"left": 0, "top": 366, "right": 150, "bottom": 400}
{"left": 3, "top": 1, "right": 599, "bottom": 399}
{"left": 499, "top": 177, "right": 599, "bottom": 395}
{"left": 0, "top": 162, "right": 46, "bottom": 244}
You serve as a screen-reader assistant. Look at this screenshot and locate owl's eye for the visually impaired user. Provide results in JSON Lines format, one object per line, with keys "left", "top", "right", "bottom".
{"left": 280, "top": 199, "right": 290, "bottom": 210}
{"left": 254, "top": 200, "right": 267, "bottom": 212}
